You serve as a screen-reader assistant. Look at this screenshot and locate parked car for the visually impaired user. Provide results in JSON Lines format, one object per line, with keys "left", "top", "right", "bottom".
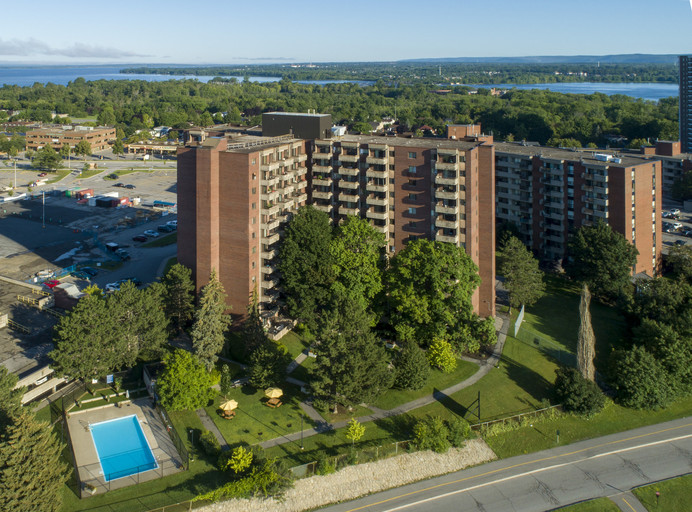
{"left": 157, "top": 224, "right": 175, "bottom": 232}
{"left": 107, "top": 173, "right": 118, "bottom": 179}
{"left": 114, "top": 182, "right": 125, "bottom": 187}
{"left": 143, "top": 230, "right": 159, "bottom": 238}
{"left": 670, "top": 208, "right": 681, "bottom": 217}
{"left": 674, "top": 239, "right": 687, "bottom": 246}
{"left": 105, "top": 282, "right": 120, "bottom": 292}
{"left": 166, "top": 220, "right": 177, "bottom": 227}
{"left": 125, "top": 184, "right": 136, "bottom": 189}
{"left": 119, "top": 277, "right": 142, "bottom": 287}
{"left": 115, "top": 248, "right": 131, "bottom": 261}
{"left": 132, "top": 235, "right": 148, "bottom": 242}
{"left": 70, "top": 271, "right": 90, "bottom": 280}
{"left": 38, "top": 172, "right": 47, "bottom": 177}
{"left": 80, "top": 267, "right": 99, "bottom": 277}
{"left": 684, "top": 229, "right": 692, "bottom": 238}
{"left": 673, "top": 222, "right": 683, "bottom": 231}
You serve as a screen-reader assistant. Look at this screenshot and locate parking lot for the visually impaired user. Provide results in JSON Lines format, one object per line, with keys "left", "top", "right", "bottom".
{"left": 661, "top": 207, "right": 692, "bottom": 253}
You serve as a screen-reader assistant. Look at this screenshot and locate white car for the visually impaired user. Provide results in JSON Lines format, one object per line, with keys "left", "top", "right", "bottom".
{"left": 105, "top": 282, "right": 120, "bottom": 292}
{"left": 143, "top": 230, "right": 160, "bottom": 238}
{"left": 672, "top": 222, "right": 683, "bottom": 231}
{"left": 670, "top": 208, "right": 681, "bottom": 217}
{"left": 166, "top": 220, "right": 177, "bottom": 227}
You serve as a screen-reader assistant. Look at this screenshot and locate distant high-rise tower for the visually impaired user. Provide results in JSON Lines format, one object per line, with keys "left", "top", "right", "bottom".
{"left": 680, "top": 56, "right": 692, "bottom": 152}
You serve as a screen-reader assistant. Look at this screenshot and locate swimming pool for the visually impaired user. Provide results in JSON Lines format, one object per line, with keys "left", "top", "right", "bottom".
{"left": 90, "top": 415, "right": 158, "bottom": 481}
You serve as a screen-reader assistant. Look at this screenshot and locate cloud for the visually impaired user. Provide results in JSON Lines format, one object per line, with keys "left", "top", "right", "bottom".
{"left": 230, "top": 56, "right": 294, "bottom": 62}
{"left": 0, "top": 38, "right": 148, "bottom": 58}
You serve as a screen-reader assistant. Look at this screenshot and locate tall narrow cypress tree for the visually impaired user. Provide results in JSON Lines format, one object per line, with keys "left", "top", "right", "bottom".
{"left": 577, "top": 284, "right": 596, "bottom": 381}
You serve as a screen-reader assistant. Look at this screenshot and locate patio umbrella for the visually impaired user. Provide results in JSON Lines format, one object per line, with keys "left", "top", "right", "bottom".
{"left": 264, "top": 387, "right": 283, "bottom": 399}
{"left": 219, "top": 399, "right": 238, "bottom": 412}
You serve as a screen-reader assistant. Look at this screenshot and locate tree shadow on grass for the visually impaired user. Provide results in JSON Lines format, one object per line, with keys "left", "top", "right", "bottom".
{"left": 374, "top": 413, "right": 418, "bottom": 441}
{"left": 501, "top": 353, "right": 553, "bottom": 405}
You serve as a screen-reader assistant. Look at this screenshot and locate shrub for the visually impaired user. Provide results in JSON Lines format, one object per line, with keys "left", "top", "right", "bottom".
{"left": 314, "top": 451, "right": 336, "bottom": 475}
{"left": 413, "top": 415, "right": 450, "bottom": 453}
{"left": 554, "top": 366, "right": 605, "bottom": 416}
{"left": 608, "top": 345, "right": 672, "bottom": 410}
{"left": 426, "top": 337, "right": 457, "bottom": 373}
{"left": 199, "top": 430, "right": 220, "bottom": 457}
{"left": 446, "top": 417, "right": 471, "bottom": 447}
{"left": 219, "top": 364, "right": 233, "bottom": 397}
{"left": 221, "top": 446, "right": 253, "bottom": 475}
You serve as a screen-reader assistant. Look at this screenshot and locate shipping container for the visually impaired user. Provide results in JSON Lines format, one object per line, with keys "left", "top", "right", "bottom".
{"left": 75, "top": 188, "right": 94, "bottom": 199}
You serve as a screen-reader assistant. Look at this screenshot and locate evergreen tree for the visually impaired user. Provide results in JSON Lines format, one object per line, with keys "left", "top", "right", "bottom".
{"left": 499, "top": 236, "right": 545, "bottom": 312}
{"left": 247, "top": 344, "right": 288, "bottom": 389}
{"left": 161, "top": 263, "right": 195, "bottom": 332}
{"left": 310, "top": 292, "right": 393, "bottom": 410}
{"left": 156, "top": 349, "right": 215, "bottom": 411}
{"left": 0, "top": 368, "right": 23, "bottom": 433}
{"left": 577, "top": 284, "right": 596, "bottom": 382}
{"left": 0, "top": 413, "right": 68, "bottom": 512}
{"left": 191, "top": 270, "right": 230, "bottom": 371}
{"left": 243, "top": 288, "right": 269, "bottom": 356}
{"left": 394, "top": 340, "right": 431, "bottom": 391}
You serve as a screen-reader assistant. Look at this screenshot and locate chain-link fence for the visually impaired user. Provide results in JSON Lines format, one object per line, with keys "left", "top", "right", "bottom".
{"left": 512, "top": 327, "right": 576, "bottom": 367}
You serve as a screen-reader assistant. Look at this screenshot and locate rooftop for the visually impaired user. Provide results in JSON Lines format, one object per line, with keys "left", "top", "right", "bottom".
{"left": 494, "top": 142, "right": 652, "bottom": 167}
{"left": 264, "top": 111, "right": 331, "bottom": 118}
{"left": 328, "top": 134, "right": 482, "bottom": 151}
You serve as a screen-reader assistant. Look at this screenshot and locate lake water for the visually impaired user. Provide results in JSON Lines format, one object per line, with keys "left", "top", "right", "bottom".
{"left": 0, "top": 65, "right": 678, "bottom": 101}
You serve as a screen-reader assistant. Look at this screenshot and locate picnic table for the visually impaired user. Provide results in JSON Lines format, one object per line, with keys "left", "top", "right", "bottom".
{"left": 266, "top": 397, "right": 282, "bottom": 408}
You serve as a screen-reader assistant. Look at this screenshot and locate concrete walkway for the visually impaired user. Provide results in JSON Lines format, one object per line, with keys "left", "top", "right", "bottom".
{"left": 610, "top": 491, "right": 650, "bottom": 512}
{"left": 286, "top": 351, "right": 308, "bottom": 374}
{"left": 196, "top": 407, "right": 230, "bottom": 451}
{"left": 259, "top": 312, "right": 509, "bottom": 449}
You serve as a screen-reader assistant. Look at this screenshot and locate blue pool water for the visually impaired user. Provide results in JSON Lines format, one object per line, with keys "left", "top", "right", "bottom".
{"left": 90, "top": 415, "right": 157, "bottom": 482}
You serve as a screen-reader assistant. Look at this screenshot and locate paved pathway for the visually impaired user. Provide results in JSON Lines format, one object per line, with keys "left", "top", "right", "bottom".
{"left": 259, "top": 312, "right": 509, "bottom": 449}
{"left": 286, "top": 351, "right": 308, "bottom": 374}
{"left": 610, "top": 491, "right": 649, "bottom": 512}
{"left": 195, "top": 407, "right": 230, "bottom": 451}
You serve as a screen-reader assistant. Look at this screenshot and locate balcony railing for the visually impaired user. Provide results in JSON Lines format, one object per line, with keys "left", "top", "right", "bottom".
{"left": 340, "top": 167, "right": 359, "bottom": 177}
{"left": 312, "top": 178, "right": 332, "bottom": 187}
{"left": 313, "top": 203, "right": 333, "bottom": 213}
{"left": 436, "top": 204, "right": 459, "bottom": 215}
{"left": 366, "top": 182, "right": 387, "bottom": 192}
{"left": 435, "top": 218, "right": 458, "bottom": 229}
{"left": 365, "top": 168, "right": 388, "bottom": 179}
{"left": 338, "top": 180, "right": 360, "bottom": 190}
{"left": 434, "top": 174, "right": 457, "bottom": 186}
{"left": 436, "top": 233, "right": 460, "bottom": 244}
{"left": 366, "top": 209, "right": 388, "bottom": 220}
{"left": 340, "top": 154, "right": 360, "bottom": 163}
{"left": 366, "top": 156, "right": 387, "bottom": 166}
{"left": 435, "top": 189, "right": 458, "bottom": 200}
{"left": 435, "top": 161, "right": 457, "bottom": 171}
{"left": 339, "top": 206, "right": 360, "bottom": 216}
{"left": 366, "top": 194, "right": 388, "bottom": 206}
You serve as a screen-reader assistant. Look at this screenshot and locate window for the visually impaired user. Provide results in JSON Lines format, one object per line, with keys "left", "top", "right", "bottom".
{"left": 251, "top": 261, "right": 256, "bottom": 269}
{"left": 408, "top": 193, "right": 416, "bottom": 200}
{"left": 251, "top": 247, "right": 256, "bottom": 254}
{"left": 408, "top": 152, "right": 417, "bottom": 159}
{"left": 408, "top": 207, "right": 417, "bottom": 214}
{"left": 252, "top": 202, "right": 256, "bottom": 209}
{"left": 408, "top": 179, "right": 416, "bottom": 186}
{"left": 409, "top": 166, "right": 417, "bottom": 175}
{"left": 252, "top": 159, "right": 256, "bottom": 165}
{"left": 252, "top": 232, "right": 256, "bottom": 239}
{"left": 252, "top": 187, "right": 256, "bottom": 194}
{"left": 251, "top": 217, "right": 256, "bottom": 225}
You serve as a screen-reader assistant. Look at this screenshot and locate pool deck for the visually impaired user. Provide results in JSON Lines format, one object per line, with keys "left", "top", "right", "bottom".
{"left": 66, "top": 397, "right": 184, "bottom": 495}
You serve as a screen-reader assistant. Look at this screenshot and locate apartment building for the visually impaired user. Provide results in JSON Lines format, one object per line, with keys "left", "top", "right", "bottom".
{"left": 640, "top": 140, "right": 692, "bottom": 198}
{"left": 680, "top": 55, "right": 692, "bottom": 153}
{"left": 494, "top": 142, "right": 661, "bottom": 276}
{"left": 25, "top": 125, "right": 116, "bottom": 151}
{"left": 310, "top": 134, "right": 496, "bottom": 317}
{"left": 177, "top": 135, "right": 308, "bottom": 316}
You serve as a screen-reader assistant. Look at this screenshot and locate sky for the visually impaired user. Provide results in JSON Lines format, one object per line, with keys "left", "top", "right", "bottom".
{"left": 1, "top": 0, "right": 691, "bottom": 65}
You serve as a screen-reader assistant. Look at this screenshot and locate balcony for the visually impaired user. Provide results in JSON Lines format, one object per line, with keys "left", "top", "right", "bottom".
{"left": 293, "top": 192, "right": 308, "bottom": 205}
{"left": 260, "top": 290, "right": 280, "bottom": 303}
{"left": 542, "top": 233, "right": 564, "bottom": 244}
{"left": 262, "top": 174, "right": 280, "bottom": 187}
{"left": 313, "top": 203, "right": 333, "bottom": 213}
{"left": 436, "top": 203, "right": 459, "bottom": 215}
{"left": 340, "top": 167, "right": 360, "bottom": 177}
{"left": 281, "top": 183, "right": 296, "bottom": 195}
{"left": 543, "top": 210, "right": 564, "bottom": 220}
{"left": 262, "top": 248, "right": 278, "bottom": 260}
{"left": 312, "top": 164, "right": 332, "bottom": 173}
{"left": 340, "top": 154, "right": 360, "bottom": 163}
{"left": 366, "top": 182, "right": 387, "bottom": 193}
{"left": 366, "top": 168, "right": 388, "bottom": 179}
{"left": 312, "top": 191, "right": 333, "bottom": 202}
{"left": 261, "top": 218, "right": 280, "bottom": 231}
{"left": 435, "top": 188, "right": 458, "bottom": 200}
{"left": 366, "top": 194, "right": 388, "bottom": 207}
{"left": 263, "top": 202, "right": 280, "bottom": 216}
{"left": 260, "top": 161, "right": 280, "bottom": 172}
{"left": 435, "top": 174, "right": 457, "bottom": 186}
{"left": 436, "top": 233, "right": 460, "bottom": 244}
{"left": 264, "top": 232, "right": 281, "bottom": 245}
{"left": 435, "top": 161, "right": 457, "bottom": 171}
{"left": 593, "top": 209, "right": 608, "bottom": 219}
{"left": 314, "top": 146, "right": 331, "bottom": 156}
{"left": 312, "top": 177, "right": 332, "bottom": 187}
{"left": 295, "top": 167, "right": 308, "bottom": 177}
{"left": 296, "top": 154, "right": 308, "bottom": 163}
{"left": 372, "top": 223, "right": 389, "bottom": 234}
{"left": 366, "top": 209, "right": 388, "bottom": 220}
{"left": 366, "top": 156, "right": 387, "bottom": 166}
{"left": 261, "top": 264, "right": 276, "bottom": 275}
{"left": 339, "top": 206, "right": 360, "bottom": 216}
{"left": 338, "top": 192, "right": 359, "bottom": 203}
{"left": 261, "top": 278, "right": 279, "bottom": 290}
{"left": 435, "top": 218, "right": 458, "bottom": 229}
{"left": 338, "top": 180, "right": 360, "bottom": 190}
{"left": 261, "top": 189, "right": 280, "bottom": 202}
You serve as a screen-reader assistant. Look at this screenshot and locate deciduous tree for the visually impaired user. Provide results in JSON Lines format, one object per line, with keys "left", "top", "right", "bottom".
{"left": 345, "top": 418, "right": 365, "bottom": 445}
{"left": 554, "top": 366, "right": 604, "bottom": 416}
{"left": 608, "top": 345, "right": 672, "bottom": 410}
{"left": 426, "top": 337, "right": 457, "bottom": 373}
{"left": 156, "top": 349, "right": 215, "bottom": 411}
{"left": 499, "top": 236, "right": 545, "bottom": 312}
{"left": 32, "top": 144, "right": 62, "bottom": 170}
{"left": 74, "top": 140, "right": 91, "bottom": 160}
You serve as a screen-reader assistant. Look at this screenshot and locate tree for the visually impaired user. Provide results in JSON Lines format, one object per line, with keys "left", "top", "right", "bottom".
{"left": 243, "top": 288, "right": 269, "bottom": 356}
{"left": 345, "top": 418, "right": 365, "bottom": 446}
{"left": 0, "top": 413, "right": 68, "bottom": 512}
{"left": 566, "top": 221, "right": 638, "bottom": 301}
{"left": 351, "top": 121, "right": 372, "bottom": 134}
{"left": 219, "top": 364, "right": 234, "bottom": 398}
{"left": 247, "top": 344, "right": 287, "bottom": 389}
{"left": 156, "top": 349, "right": 215, "bottom": 411}
{"left": 191, "top": 269, "right": 230, "bottom": 371}
{"left": 310, "top": 292, "right": 393, "bottom": 410}
{"left": 426, "top": 337, "right": 457, "bottom": 373}
{"left": 221, "top": 446, "right": 253, "bottom": 475}
{"left": 394, "top": 340, "right": 431, "bottom": 390}
{"left": 98, "top": 105, "right": 116, "bottom": 126}
{"left": 499, "top": 236, "right": 545, "bottom": 312}
{"left": 199, "top": 112, "right": 214, "bottom": 127}
{"left": 666, "top": 245, "right": 692, "bottom": 284}
{"left": 387, "top": 239, "right": 481, "bottom": 347}
{"left": 330, "top": 216, "right": 386, "bottom": 313}
{"left": 111, "top": 139, "right": 125, "bottom": 159}
{"left": 59, "top": 143, "right": 70, "bottom": 159}
{"left": 50, "top": 294, "right": 121, "bottom": 380}
{"left": 554, "top": 366, "right": 605, "bottom": 416}
{"left": 32, "top": 144, "right": 62, "bottom": 171}
{"left": 629, "top": 276, "right": 692, "bottom": 333}
{"left": 608, "top": 345, "right": 672, "bottom": 410}
{"left": 161, "top": 263, "right": 195, "bottom": 332}
{"left": 413, "top": 415, "right": 450, "bottom": 453}
{"left": 74, "top": 140, "right": 91, "bottom": 161}
{"left": 576, "top": 284, "right": 596, "bottom": 382}
{"left": 110, "top": 281, "right": 169, "bottom": 363}
{"left": 0, "top": 367, "right": 22, "bottom": 432}
{"left": 279, "top": 206, "right": 335, "bottom": 330}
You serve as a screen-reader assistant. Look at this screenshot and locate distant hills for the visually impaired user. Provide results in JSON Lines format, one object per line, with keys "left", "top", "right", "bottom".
{"left": 400, "top": 54, "right": 682, "bottom": 64}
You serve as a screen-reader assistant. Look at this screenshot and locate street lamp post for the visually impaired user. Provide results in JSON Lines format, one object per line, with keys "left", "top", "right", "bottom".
{"left": 300, "top": 414, "right": 304, "bottom": 450}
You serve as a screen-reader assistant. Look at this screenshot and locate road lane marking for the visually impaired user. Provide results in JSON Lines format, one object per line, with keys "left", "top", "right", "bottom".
{"left": 341, "top": 421, "right": 692, "bottom": 512}
{"left": 621, "top": 497, "right": 638, "bottom": 512}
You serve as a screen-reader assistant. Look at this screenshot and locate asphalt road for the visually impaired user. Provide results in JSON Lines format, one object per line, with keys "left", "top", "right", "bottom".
{"left": 322, "top": 417, "right": 692, "bottom": 512}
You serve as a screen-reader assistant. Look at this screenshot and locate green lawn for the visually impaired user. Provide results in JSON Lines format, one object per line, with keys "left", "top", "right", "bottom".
{"left": 289, "top": 353, "right": 315, "bottom": 383}
{"left": 279, "top": 331, "right": 311, "bottom": 359}
{"left": 142, "top": 232, "right": 176, "bottom": 247}
{"left": 633, "top": 474, "right": 692, "bottom": 511}
{"left": 205, "top": 384, "right": 313, "bottom": 447}
{"left": 162, "top": 257, "right": 177, "bottom": 276}
{"left": 555, "top": 498, "right": 620, "bottom": 511}
{"left": 373, "top": 359, "right": 479, "bottom": 410}
{"left": 46, "top": 169, "right": 72, "bottom": 184}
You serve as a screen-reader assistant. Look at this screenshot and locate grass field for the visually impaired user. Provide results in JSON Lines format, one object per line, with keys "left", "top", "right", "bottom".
{"left": 633, "top": 474, "right": 692, "bottom": 511}
{"left": 279, "top": 331, "right": 311, "bottom": 358}
{"left": 142, "top": 232, "right": 176, "bottom": 247}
